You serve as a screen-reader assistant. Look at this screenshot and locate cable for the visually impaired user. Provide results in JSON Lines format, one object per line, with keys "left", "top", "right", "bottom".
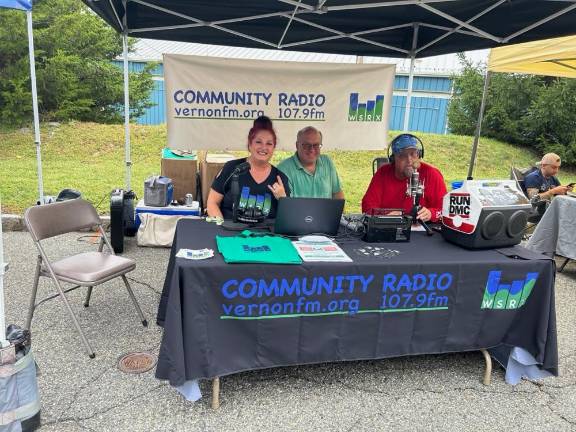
{"left": 127, "top": 276, "right": 162, "bottom": 295}
{"left": 93, "top": 192, "right": 110, "bottom": 211}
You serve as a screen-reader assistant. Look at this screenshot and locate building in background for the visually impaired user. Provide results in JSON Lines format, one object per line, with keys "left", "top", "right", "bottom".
{"left": 122, "top": 39, "right": 488, "bottom": 134}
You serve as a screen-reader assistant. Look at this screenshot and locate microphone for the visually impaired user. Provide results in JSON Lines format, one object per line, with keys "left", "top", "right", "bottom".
{"left": 406, "top": 161, "right": 422, "bottom": 199}
{"left": 224, "top": 161, "right": 251, "bottom": 187}
{"left": 233, "top": 161, "right": 251, "bottom": 174}
{"left": 408, "top": 170, "right": 420, "bottom": 199}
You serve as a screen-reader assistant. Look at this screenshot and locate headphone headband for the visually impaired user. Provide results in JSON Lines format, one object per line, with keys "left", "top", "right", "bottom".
{"left": 387, "top": 133, "right": 425, "bottom": 162}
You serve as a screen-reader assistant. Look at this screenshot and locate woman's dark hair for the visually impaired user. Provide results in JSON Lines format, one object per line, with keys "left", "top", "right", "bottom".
{"left": 248, "top": 115, "right": 276, "bottom": 147}
{"left": 252, "top": 115, "right": 273, "bottom": 130}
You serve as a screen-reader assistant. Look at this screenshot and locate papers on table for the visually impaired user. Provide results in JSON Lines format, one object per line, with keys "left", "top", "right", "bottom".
{"left": 292, "top": 238, "right": 352, "bottom": 262}
{"left": 176, "top": 248, "right": 214, "bottom": 260}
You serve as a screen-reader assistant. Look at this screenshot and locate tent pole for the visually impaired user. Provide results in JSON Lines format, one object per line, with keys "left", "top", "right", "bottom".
{"left": 467, "top": 71, "right": 491, "bottom": 180}
{"left": 122, "top": 32, "right": 132, "bottom": 191}
{"left": 27, "top": 10, "right": 44, "bottom": 205}
{"left": 403, "top": 24, "right": 419, "bottom": 132}
{"left": 0, "top": 197, "right": 8, "bottom": 347}
{"left": 403, "top": 56, "right": 415, "bottom": 131}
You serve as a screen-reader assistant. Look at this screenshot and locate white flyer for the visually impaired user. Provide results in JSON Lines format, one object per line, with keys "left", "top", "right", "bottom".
{"left": 292, "top": 240, "right": 352, "bottom": 262}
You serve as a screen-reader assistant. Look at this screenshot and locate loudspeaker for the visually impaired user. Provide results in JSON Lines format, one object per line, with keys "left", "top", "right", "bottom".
{"left": 110, "top": 189, "right": 136, "bottom": 254}
{"left": 442, "top": 208, "right": 528, "bottom": 249}
{"left": 388, "top": 134, "right": 425, "bottom": 164}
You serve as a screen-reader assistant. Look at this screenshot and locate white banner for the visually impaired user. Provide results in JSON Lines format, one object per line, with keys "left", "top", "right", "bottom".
{"left": 164, "top": 54, "right": 395, "bottom": 151}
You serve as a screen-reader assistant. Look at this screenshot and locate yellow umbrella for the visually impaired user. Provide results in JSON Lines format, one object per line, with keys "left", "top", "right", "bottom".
{"left": 488, "top": 35, "right": 576, "bottom": 78}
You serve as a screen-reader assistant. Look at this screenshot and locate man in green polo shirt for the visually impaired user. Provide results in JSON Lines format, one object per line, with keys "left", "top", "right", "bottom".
{"left": 278, "top": 126, "right": 344, "bottom": 199}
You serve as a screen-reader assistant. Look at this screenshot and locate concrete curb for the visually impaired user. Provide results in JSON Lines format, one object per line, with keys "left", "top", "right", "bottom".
{"left": 1, "top": 215, "right": 111, "bottom": 232}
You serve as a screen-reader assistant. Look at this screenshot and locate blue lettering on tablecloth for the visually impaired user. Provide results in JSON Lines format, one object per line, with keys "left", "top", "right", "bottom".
{"left": 219, "top": 272, "right": 453, "bottom": 320}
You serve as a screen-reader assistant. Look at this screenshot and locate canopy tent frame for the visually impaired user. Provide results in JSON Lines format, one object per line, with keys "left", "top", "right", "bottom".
{"left": 88, "top": 0, "right": 576, "bottom": 188}
{"left": 27, "top": 9, "right": 44, "bottom": 203}
{"left": 0, "top": 0, "right": 43, "bottom": 348}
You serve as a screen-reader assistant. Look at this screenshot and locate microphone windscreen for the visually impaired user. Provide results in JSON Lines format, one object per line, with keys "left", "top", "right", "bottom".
{"left": 234, "top": 161, "right": 251, "bottom": 173}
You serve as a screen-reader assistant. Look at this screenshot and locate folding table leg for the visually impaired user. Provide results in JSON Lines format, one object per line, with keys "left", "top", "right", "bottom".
{"left": 212, "top": 377, "right": 220, "bottom": 409}
{"left": 25, "top": 256, "right": 42, "bottom": 330}
{"left": 121, "top": 275, "right": 148, "bottom": 326}
{"left": 480, "top": 349, "right": 492, "bottom": 385}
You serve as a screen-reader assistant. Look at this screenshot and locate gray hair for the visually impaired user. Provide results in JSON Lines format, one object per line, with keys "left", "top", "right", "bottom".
{"left": 296, "top": 126, "right": 323, "bottom": 145}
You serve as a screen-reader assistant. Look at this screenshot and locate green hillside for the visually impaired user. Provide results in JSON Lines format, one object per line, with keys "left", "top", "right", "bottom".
{"left": 1, "top": 122, "right": 575, "bottom": 214}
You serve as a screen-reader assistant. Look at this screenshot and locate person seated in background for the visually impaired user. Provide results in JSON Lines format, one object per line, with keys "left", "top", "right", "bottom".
{"left": 207, "top": 116, "right": 291, "bottom": 220}
{"left": 525, "top": 153, "right": 572, "bottom": 200}
{"left": 361, "top": 133, "right": 446, "bottom": 223}
{"left": 278, "top": 126, "right": 344, "bottom": 199}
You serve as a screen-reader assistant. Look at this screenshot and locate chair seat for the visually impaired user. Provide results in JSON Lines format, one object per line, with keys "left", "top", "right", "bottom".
{"left": 49, "top": 252, "right": 135, "bottom": 284}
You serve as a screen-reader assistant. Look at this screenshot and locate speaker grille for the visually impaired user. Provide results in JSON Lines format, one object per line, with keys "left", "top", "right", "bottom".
{"left": 481, "top": 211, "right": 505, "bottom": 239}
{"left": 507, "top": 210, "right": 528, "bottom": 238}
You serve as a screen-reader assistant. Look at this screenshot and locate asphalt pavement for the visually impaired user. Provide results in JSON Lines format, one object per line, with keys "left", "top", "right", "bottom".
{"left": 2, "top": 231, "right": 575, "bottom": 432}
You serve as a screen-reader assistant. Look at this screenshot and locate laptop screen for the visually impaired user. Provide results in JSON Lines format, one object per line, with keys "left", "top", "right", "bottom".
{"left": 274, "top": 198, "right": 345, "bottom": 236}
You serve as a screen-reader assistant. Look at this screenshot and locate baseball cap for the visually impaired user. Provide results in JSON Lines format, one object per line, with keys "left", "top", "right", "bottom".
{"left": 391, "top": 134, "right": 419, "bottom": 154}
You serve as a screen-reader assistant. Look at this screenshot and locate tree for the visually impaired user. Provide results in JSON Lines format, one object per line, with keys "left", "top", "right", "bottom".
{"left": 447, "top": 54, "right": 576, "bottom": 165}
{"left": 448, "top": 54, "right": 543, "bottom": 142}
{"left": 0, "top": 0, "right": 155, "bottom": 125}
{"left": 522, "top": 79, "right": 576, "bottom": 163}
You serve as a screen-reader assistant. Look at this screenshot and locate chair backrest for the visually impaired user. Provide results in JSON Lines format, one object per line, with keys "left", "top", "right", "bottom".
{"left": 510, "top": 166, "right": 527, "bottom": 196}
{"left": 372, "top": 157, "right": 390, "bottom": 176}
{"left": 510, "top": 165, "right": 539, "bottom": 197}
{"left": 25, "top": 198, "right": 101, "bottom": 241}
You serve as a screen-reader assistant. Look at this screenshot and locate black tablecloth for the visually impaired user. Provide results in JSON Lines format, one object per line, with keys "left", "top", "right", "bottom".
{"left": 156, "top": 219, "right": 558, "bottom": 386}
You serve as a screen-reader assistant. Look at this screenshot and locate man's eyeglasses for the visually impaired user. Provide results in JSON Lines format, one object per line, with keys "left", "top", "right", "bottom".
{"left": 301, "top": 143, "right": 322, "bottom": 151}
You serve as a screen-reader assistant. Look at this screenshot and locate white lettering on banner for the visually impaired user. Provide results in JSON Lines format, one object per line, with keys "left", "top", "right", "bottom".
{"left": 164, "top": 54, "right": 396, "bottom": 151}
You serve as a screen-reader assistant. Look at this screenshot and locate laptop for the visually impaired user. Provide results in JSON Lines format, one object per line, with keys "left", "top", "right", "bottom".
{"left": 274, "top": 197, "right": 345, "bottom": 236}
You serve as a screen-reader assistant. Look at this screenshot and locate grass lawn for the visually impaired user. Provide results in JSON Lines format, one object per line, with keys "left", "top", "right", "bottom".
{"left": 1, "top": 122, "right": 575, "bottom": 215}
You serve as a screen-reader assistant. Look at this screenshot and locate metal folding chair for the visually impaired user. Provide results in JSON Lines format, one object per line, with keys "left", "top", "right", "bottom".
{"left": 24, "top": 199, "right": 147, "bottom": 358}
{"left": 510, "top": 166, "right": 544, "bottom": 236}
{"left": 372, "top": 157, "right": 389, "bottom": 175}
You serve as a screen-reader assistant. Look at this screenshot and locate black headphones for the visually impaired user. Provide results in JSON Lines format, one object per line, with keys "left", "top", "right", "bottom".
{"left": 387, "top": 134, "right": 425, "bottom": 164}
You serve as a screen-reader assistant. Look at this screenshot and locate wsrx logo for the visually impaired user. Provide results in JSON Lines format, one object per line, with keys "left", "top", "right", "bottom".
{"left": 348, "top": 93, "right": 384, "bottom": 122}
{"left": 481, "top": 271, "right": 538, "bottom": 310}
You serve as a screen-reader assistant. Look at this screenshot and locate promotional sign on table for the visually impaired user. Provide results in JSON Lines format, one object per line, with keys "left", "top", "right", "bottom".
{"left": 164, "top": 54, "right": 395, "bottom": 151}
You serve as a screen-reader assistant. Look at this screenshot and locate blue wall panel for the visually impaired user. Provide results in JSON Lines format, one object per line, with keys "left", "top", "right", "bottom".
{"left": 394, "top": 75, "right": 452, "bottom": 93}
{"left": 136, "top": 80, "right": 165, "bottom": 125}
{"left": 125, "top": 60, "right": 452, "bottom": 134}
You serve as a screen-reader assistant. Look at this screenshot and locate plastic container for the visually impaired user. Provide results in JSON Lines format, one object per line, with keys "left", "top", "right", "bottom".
{"left": 451, "top": 180, "right": 464, "bottom": 190}
{"left": 1, "top": 325, "right": 41, "bottom": 431}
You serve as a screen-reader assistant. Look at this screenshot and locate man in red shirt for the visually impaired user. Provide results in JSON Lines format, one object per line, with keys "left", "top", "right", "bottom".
{"left": 362, "top": 134, "right": 447, "bottom": 223}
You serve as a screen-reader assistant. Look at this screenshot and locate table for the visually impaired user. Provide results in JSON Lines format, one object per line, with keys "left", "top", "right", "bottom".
{"left": 526, "top": 195, "right": 576, "bottom": 267}
{"left": 156, "top": 219, "right": 558, "bottom": 396}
